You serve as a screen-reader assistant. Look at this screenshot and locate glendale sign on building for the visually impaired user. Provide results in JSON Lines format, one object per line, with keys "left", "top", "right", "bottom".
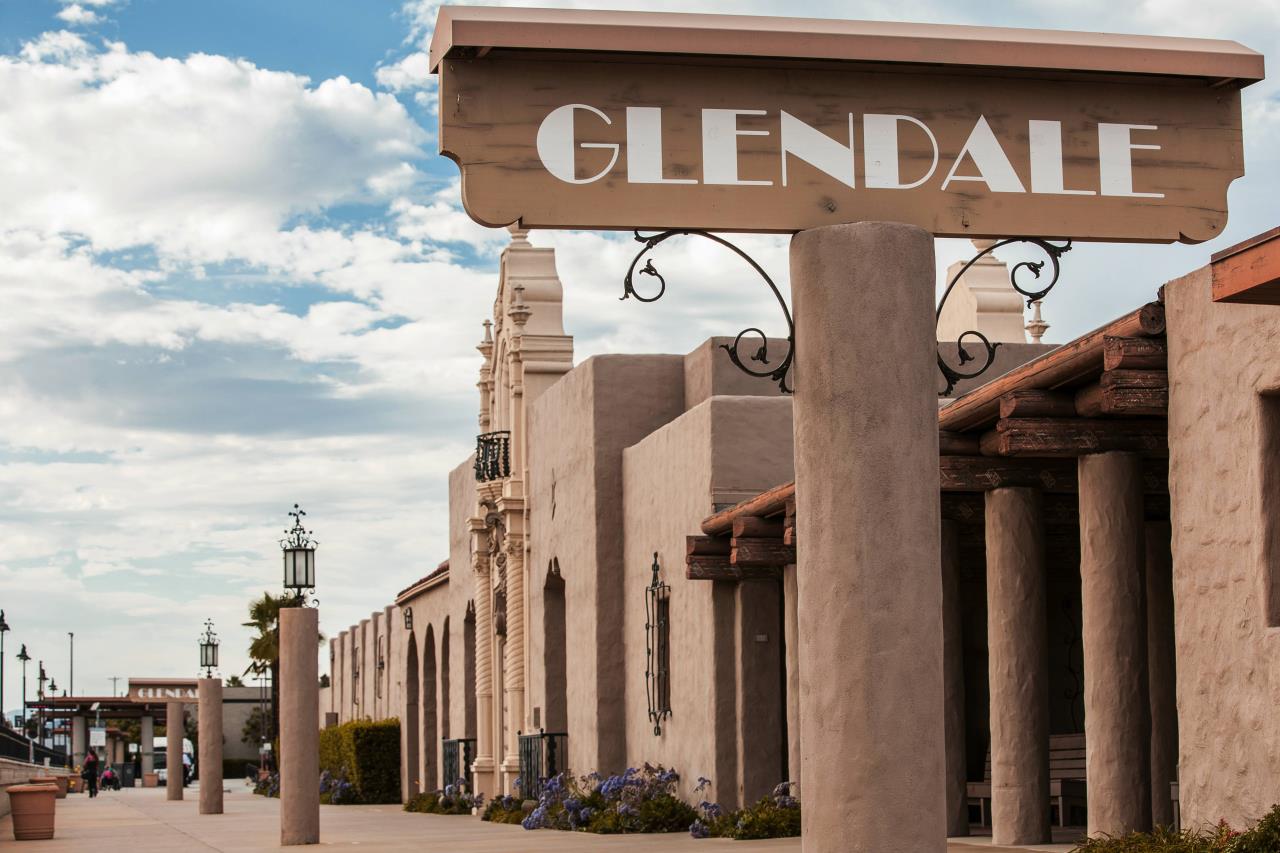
{"left": 430, "top": 7, "right": 1263, "bottom": 242}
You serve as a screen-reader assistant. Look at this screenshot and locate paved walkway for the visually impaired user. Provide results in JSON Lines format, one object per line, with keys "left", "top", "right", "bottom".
{"left": 1, "top": 783, "right": 1078, "bottom": 851}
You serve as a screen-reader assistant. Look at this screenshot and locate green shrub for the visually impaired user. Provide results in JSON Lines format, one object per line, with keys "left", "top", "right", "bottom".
{"left": 691, "top": 780, "right": 801, "bottom": 840}
{"left": 482, "top": 795, "right": 527, "bottom": 824}
{"left": 317, "top": 718, "right": 400, "bottom": 804}
{"left": 520, "top": 765, "right": 697, "bottom": 834}
{"left": 405, "top": 784, "right": 483, "bottom": 815}
{"left": 1071, "top": 805, "right": 1280, "bottom": 852}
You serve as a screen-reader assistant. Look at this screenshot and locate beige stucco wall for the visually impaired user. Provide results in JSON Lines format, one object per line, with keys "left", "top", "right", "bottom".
{"left": 621, "top": 395, "right": 794, "bottom": 808}
{"left": 1166, "top": 267, "right": 1280, "bottom": 827}
{"left": 527, "top": 354, "right": 687, "bottom": 776}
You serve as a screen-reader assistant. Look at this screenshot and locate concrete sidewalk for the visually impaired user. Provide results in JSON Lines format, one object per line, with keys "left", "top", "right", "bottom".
{"left": 0, "top": 783, "right": 1075, "bottom": 851}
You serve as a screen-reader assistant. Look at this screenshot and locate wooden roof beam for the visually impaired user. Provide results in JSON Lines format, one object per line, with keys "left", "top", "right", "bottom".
{"left": 980, "top": 417, "right": 1167, "bottom": 457}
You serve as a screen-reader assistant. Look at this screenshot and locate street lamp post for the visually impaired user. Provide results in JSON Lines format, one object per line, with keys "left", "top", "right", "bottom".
{"left": 279, "top": 503, "right": 319, "bottom": 846}
{"left": 197, "top": 619, "right": 224, "bottom": 815}
{"left": 67, "top": 632, "right": 74, "bottom": 698}
{"left": 37, "top": 661, "right": 47, "bottom": 747}
{"left": 281, "top": 504, "right": 317, "bottom": 602}
{"left": 199, "top": 620, "right": 219, "bottom": 678}
{"left": 0, "top": 610, "right": 9, "bottom": 727}
{"left": 16, "top": 644, "right": 29, "bottom": 733}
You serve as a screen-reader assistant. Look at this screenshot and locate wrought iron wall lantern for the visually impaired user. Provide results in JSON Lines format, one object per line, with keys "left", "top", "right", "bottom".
{"left": 623, "top": 230, "right": 794, "bottom": 393}
{"left": 936, "top": 238, "right": 1071, "bottom": 396}
{"left": 402, "top": 606, "right": 413, "bottom": 632}
{"left": 199, "top": 618, "right": 219, "bottom": 678}
{"left": 644, "top": 552, "right": 672, "bottom": 736}
{"left": 280, "top": 503, "right": 318, "bottom": 605}
{"left": 475, "top": 431, "right": 512, "bottom": 482}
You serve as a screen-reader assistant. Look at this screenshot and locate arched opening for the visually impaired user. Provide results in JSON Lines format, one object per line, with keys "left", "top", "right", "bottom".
{"left": 404, "top": 634, "right": 420, "bottom": 797}
{"left": 464, "top": 602, "right": 477, "bottom": 737}
{"left": 441, "top": 617, "right": 451, "bottom": 740}
{"left": 422, "top": 624, "right": 439, "bottom": 791}
{"left": 544, "top": 559, "right": 568, "bottom": 731}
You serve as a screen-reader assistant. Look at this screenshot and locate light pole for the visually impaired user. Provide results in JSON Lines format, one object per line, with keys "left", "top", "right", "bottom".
{"left": 279, "top": 503, "right": 319, "bottom": 845}
{"left": 67, "top": 632, "right": 74, "bottom": 697}
{"left": 16, "top": 644, "right": 29, "bottom": 733}
{"left": 0, "top": 610, "right": 9, "bottom": 726}
{"left": 36, "top": 661, "right": 47, "bottom": 746}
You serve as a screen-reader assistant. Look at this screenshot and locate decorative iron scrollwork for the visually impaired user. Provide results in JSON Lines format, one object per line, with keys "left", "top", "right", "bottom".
{"left": 936, "top": 238, "right": 1071, "bottom": 397}
{"left": 474, "top": 431, "right": 511, "bottom": 482}
{"left": 623, "top": 230, "right": 795, "bottom": 394}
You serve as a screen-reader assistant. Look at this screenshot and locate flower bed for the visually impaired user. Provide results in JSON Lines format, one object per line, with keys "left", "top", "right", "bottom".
{"left": 515, "top": 765, "right": 697, "bottom": 834}
{"left": 690, "top": 780, "right": 801, "bottom": 840}
{"left": 406, "top": 781, "right": 484, "bottom": 815}
{"left": 1072, "top": 806, "right": 1280, "bottom": 852}
{"left": 481, "top": 792, "right": 527, "bottom": 824}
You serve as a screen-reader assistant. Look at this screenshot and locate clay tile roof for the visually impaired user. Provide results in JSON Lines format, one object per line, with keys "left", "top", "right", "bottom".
{"left": 395, "top": 559, "right": 449, "bottom": 600}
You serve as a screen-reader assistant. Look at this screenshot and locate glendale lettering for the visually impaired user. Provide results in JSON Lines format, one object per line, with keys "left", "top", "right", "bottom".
{"left": 535, "top": 106, "right": 1163, "bottom": 199}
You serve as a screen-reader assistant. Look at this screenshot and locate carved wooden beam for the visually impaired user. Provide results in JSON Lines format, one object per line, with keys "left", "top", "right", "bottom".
{"left": 1103, "top": 336, "right": 1168, "bottom": 371}
{"left": 980, "top": 418, "right": 1167, "bottom": 457}
{"left": 940, "top": 456, "right": 1078, "bottom": 492}
{"left": 731, "top": 537, "right": 796, "bottom": 568}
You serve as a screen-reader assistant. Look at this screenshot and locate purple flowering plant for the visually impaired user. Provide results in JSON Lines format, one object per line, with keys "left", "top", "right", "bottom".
{"left": 690, "top": 779, "right": 801, "bottom": 840}
{"left": 518, "top": 764, "right": 696, "bottom": 834}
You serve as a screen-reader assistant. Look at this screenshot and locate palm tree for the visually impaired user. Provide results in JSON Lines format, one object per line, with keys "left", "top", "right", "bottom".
{"left": 224, "top": 675, "right": 245, "bottom": 688}
{"left": 243, "top": 592, "right": 324, "bottom": 751}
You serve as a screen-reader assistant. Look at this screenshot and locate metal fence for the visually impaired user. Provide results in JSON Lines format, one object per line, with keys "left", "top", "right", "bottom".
{"left": 517, "top": 730, "right": 567, "bottom": 800}
{"left": 441, "top": 737, "right": 476, "bottom": 791}
{"left": 0, "top": 726, "right": 69, "bottom": 767}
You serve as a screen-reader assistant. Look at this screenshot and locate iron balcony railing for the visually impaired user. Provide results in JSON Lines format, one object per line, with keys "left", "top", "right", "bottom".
{"left": 0, "top": 725, "right": 69, "bottom": 767}
{"left": 517, "top": 730, "right": 567, "bottom": 800}
{"left": 442, "top": 737, "right": 477, "bottom": 791}
{"left": 474, "top": 431, "right": 511, "bottom": 482}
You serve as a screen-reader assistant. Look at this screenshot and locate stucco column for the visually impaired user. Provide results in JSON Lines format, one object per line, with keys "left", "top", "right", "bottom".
{"left": 71, "top": 714, "right": 87, "bottom": 770}
{"left": 501, "top": 535, "right": 525, "bottom": 788}
{"left": 791, "top": 222, "right": 944, "bottom": 853}
{"left": 941, "top": 520, "right": 969, "bottom": 837}
{"left": 141, "top": 714, "right": 155, "bottom": 775}
{"left": 471, "top": 547, "right": 496, "bottom": 798}
{"left": 1079, "top": 452, "right": 1151, "bottom": 837}
{"left": 198, "top": 678, "right": 224, "bottom": 815}
{"left": 280, "top": 606, "right": 320, "bottom": 846}
{"left": 1146, "top": 521, "right": 1177, "bottom": 827}
{"left": 166, "top": 702, "right": 184, "bottom": 801}
{"left": 985, "top": 487, "right": 1050, "bottom": 845}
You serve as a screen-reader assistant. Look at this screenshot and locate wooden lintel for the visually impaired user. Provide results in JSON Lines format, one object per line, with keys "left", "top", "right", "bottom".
{"left": 980, "top": 417, "right": 1168, "bottom": 457}
{"left": 940, "top": 492, "right": 983, "bottom": 523}
{"left": 731, "top": 536, "right": 796, "bottom": 568}
{"left": 687, "top": 554, "right": 781, "bottom": 581}
{"left": 998, "top": 389, "right": 1077, "bottom": 419}
{"left": 732, "top": 516, "right": 784, "bottom": 539}
{"left": 1103, "top": 336, "right": 1168, "bottom": 371}
{"left": 939, "top": 455, "right": 1078, "bottom": 492}
{"left": 1075, "top": 384, "right": 1168, "bottom": 418}
{"left": 943, "top": 491, "right": 1078, "bottom": 526}
{"left": 1100, "top": 369, "right": 1168, "bottom": 390}
{"left": 701, "top": 481, "right": 794, "bottom": 535}
{"left": 687, "top": 535, "right": 730, "bottom": 557}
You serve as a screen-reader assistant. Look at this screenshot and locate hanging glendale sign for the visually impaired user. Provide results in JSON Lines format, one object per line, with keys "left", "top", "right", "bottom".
{"left": 429, "top": 8, "right": 1262, "bottom": 243}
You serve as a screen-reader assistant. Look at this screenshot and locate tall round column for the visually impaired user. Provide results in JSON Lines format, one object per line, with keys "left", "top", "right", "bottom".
{"left": 198, "top": 678, "right": 224, "bottom": 815}
{"left": 941, "top": 520, "right": 968, "bottom": 838}
{"left": 281, "top": 606, "right": 319, "bottom": 846}
{"left": 1146, "top": 521, "right": 1177, "bottom": 827}
{"left": 1079, "top": 452, "right": 1151, "bottom": 837}
{"left": 166, "top": 701, "right": 184, "bottom": 801}
{"left": 985, "top": 487, "right": 1050, "bottom": 845}
{"left": 792, "top": 222, "right": 944, "bottom": 853}
{"left": 471, "top": 546, "right": 495, "bottom": 798}
{"left": 140, "top": 714, "right": 155, "bottom": 777}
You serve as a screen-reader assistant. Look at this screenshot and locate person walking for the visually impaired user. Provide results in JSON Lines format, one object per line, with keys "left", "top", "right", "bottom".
{"left": 81, "top": 748, "right": 100, "bottom": 798}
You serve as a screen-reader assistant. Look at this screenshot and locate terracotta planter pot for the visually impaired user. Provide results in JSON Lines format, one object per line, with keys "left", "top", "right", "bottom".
{"left": 142, "top": 772, "right": 159, "bottom": 788}
{"left": 9, "top": 784, "right": 58, "bottom": 840}
{"left": 67, "top": 777, "right": 82, "bottom": 793}
{"left": 28, "top": 775, "right": 67, "bottom": 799}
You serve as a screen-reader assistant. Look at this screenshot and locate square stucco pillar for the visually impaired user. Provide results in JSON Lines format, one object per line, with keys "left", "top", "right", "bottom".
{"left": 140, "top": 714, "right": 155, "bottom": 775}
{"left": 792, "top": 222, "right": 945, "bottom": 853}
{"left": 166, "top": 702, "right": 184, "bottom": 801}
{"left": 71, "top": 715, "right": 87, "bottom": 770}
{"left": 1079, "top": 452, "right": 1151, "bottom": 837}
{"left": 198, "top": 678, "right": 224, "bottom": 814}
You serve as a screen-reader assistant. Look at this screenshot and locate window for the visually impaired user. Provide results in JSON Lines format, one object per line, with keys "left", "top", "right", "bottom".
{"left": 645, "top": 552, "right": 671, "bottom": 735}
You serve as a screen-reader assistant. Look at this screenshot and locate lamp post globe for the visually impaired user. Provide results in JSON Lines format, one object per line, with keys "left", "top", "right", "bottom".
{"left": 280, "top": 504, "right": 317, "bottom": 600}
{"left": 199, "top": 619, "right": 220, "bottom": 678}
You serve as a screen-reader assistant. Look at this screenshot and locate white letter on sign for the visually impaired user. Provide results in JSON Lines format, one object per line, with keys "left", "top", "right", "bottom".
{"left": 1029, "top": 120, "right": 1094, "bottom": 195}
{"left": 942, "top": 116, "right": 1026, "bottom": 193}
{"left": 626, "top": 107, "right": 696, "bottom": 184}
{"left": 1099, "top": 124, "right": 1164, "bottom": 198}
{"left": 863, "top": 114, "right": 939, "bottom": 190}
{"left": 702, "top": 109, "right": 772, "bottom": 186}
{"left": 779, "top": 111, "right": 855, "bottom": 188}
{"left": 536, "top": 104, "right": 620, "bottom": 185}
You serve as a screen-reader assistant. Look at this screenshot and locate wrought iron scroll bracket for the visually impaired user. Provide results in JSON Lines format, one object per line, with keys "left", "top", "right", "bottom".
{"left": 622, "top": 230, "right": 795, "bottom": 394}
{"left": 936, "top": 238, "right": 1071, "bottom": 397}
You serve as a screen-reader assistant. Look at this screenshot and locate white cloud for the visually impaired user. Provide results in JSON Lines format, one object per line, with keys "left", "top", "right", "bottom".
{"left": 55, "top": 5, "right": 100, "bottom": 25}
{"left": 375, "top": 51, "right": 431, "bottom": 91}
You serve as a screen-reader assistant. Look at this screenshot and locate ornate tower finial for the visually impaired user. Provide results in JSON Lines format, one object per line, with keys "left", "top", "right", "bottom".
{"left": 509, "top": 282, "right": 531, "bottom": 328}
{"left": 1025, "top": 299, "right": 1049, "bottom": 344}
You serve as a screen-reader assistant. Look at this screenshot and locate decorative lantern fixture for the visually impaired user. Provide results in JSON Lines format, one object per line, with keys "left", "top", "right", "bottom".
{"left": 280, "top": 503, "right": 317, "bottom": 602}
{"left": 402, "top": 607, "right": 413, "bottom": 631}
{"left": 199, "top": 618, "right": 220, "bottom": 677}
{"left": 644, "top": 552, "right": 672, "bottom": 736}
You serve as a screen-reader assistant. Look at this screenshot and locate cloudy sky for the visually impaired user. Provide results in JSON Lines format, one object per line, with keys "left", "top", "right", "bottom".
{"left": 0, "top": 0, "right": 1277, "bottom": 711}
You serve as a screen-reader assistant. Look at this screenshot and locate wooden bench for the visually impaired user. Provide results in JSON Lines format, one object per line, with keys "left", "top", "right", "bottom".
{"left": 967, "top": 733, "right": 1087, "bottom": 828}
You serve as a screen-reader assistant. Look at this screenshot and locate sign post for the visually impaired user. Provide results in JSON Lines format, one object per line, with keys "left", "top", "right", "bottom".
{"left": 430, "top": 8, "right": 1260, "bottom": 851}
